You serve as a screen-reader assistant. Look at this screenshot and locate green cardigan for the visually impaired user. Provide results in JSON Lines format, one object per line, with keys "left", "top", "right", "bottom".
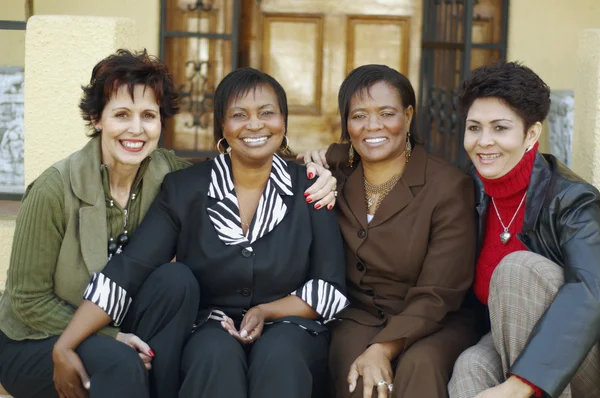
{"left": 0, "top": 137, "right": 189, "bottom": 340}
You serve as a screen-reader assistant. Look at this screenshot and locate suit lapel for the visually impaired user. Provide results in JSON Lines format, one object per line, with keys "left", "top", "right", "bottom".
{"left": 367, "top": 145, "right": 427, "bottom": 228}
{"left": 339, "top": 163, "right": 368, "bottom": 231}
{"left": 70, "top": 138, "right": 109, "bottom": 274}
{"left": 79, "top": 203, "right": 108, "bottom": 273}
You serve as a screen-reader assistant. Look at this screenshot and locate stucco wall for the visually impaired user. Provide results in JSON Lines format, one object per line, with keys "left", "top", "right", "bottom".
{"left": 35, "top": 0, "right": 160, "bottom": 57}
{"left": 507, "top": 0, "right": 600, "bottom": 155}
{"left": 508, "top": 0, "right": 600, "bottom": 91}
{"left": 0, "top": 0, "right": 160, "bottom": 69}
{"left": 571, "top": 29, "right": 600, "bottom": 188}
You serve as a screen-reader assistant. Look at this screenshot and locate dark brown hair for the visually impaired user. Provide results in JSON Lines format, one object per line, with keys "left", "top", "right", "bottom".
{"left": 79, "top": 49, "right": 179, "bottom": 137}
{"left": 457, "top": 62, "right": 551, "bottom": 131}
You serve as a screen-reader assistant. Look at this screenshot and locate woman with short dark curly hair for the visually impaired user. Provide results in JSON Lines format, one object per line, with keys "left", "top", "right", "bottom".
{"left": 0, "top": 48, "right": 199, "bottom": 398}
{"left": 448, "top": 62, "right": 600, "bottom": 398}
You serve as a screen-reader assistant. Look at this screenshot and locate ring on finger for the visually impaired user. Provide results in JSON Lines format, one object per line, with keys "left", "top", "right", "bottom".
{"left": 333, "top": 190, "right": 338, "bottom": 197}
{"left": 377, "top": 380, "right": 388, "bottom": 387}
{"left": 388, "top": 383, "right": 393, "bottom": 392}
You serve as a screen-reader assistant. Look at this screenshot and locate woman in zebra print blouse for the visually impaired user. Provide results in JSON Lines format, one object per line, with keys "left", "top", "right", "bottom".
{"left": 54, "top": 67, "right": 349, "bottom": 397}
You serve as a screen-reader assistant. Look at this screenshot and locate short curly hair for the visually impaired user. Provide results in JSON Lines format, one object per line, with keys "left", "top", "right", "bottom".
{"left": 457, "top": 62, "right": 551, "bottom": 131}
{"left": 79, "top": 49, "right": 179, "bottom": 137}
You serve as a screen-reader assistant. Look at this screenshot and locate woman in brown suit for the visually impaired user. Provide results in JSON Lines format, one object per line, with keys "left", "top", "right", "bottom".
{"left": 300, "top": 64, "right": 479, "bottom": 397}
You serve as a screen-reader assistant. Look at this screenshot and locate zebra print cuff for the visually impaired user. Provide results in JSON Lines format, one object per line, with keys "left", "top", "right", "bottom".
{"left": 291, "top": 279, "right": 349, "bottom": 323}
{"left": 83, "top": 273, "right": 133, "bottom": 327}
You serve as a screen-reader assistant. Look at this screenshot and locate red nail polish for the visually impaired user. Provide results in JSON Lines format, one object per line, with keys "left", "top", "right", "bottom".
{"left": 306, "top": 197, "right": 312, "bottom": 203}
{"left": 308, "top": 172, "right": 314, "bottom": 179}
{"left": 327, "top": 204, "right": 333, "bottom": 210}
{"left": 304, "top": 192, "right": 310, "bottom": 197}
{"left": 315, "top": 204, "right": 321, "bottom": 209}
{"left": 149, "top": 349, "right": 155, "bottom": 357}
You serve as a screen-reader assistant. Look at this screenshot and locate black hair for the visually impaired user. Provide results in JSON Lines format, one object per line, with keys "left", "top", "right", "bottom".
{"left": 213, "top": 67, "right": 290, "bottom": 154}
{"left": 338, "top": 64, "right": 418, "bottom": 146}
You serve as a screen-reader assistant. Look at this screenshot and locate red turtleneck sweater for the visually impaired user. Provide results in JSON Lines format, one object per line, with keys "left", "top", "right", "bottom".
{"left": 474, "top": 142, "right": 538, "bottom": 305}
{"left": 474, "top": 143, "right": 542, "bottom": 397}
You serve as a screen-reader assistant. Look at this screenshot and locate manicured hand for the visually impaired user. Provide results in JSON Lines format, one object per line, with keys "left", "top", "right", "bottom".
{"left": 348, "top": 344, "right": 394, "bottom": 398}
{"left": 221, "top": 315, "right": 242, "bottom": 340}
{"left": 239, "top": 306, "right": 266, "bottom": 344}
{"left": 302, "top": 165, "right": 337, "bottom": 212}
{"left": 297, "top": 147, "right": 329, "bottom": 169}
{"left": 116, "top": 332, "right": 154, "bottom": 371}
{"left": 52, "top": 347, "right": 90, "bottom": 398}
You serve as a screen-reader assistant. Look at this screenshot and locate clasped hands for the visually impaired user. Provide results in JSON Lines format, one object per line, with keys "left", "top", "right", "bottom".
{"left": 220, "top": 306, "right": 265, "bottom": 344}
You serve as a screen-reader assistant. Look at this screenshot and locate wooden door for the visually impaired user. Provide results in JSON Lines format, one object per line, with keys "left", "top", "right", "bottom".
{"left": 243, "top": 0, "right": 421, "bottom": 152}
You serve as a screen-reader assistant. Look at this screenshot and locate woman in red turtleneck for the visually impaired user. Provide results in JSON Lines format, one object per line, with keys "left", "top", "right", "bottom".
{"left": 449, "top": 63, "right": 600, "bottom": 398}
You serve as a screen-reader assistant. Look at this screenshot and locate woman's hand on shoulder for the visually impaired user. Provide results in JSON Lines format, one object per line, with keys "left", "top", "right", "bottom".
{"left": 116, "top": 332, "right": 154, "bottom": 371}
{"left": 297, "top": 147, "right": 338, "bottom": 210}
{"left": 297, "top": 147, "right": 329, "bottom": 169}
{"left": 348, "top": 343, "right": 395, "bottom": 398}
{"left": 52, "top": 346, "right": 90, "bottom": 398}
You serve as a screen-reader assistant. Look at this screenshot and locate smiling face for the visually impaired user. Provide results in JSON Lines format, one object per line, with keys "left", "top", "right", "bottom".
{"left": 347, "top": 81, "right": 413, "bottom": 166}
{"left": 464, "top": 97, "right": 541, "bottom": 179}
{"left": 95, "top": 84, "right": 161, "bottom": 168}
{"left": 222, "top": 84, "right": 285, "bottom": 164}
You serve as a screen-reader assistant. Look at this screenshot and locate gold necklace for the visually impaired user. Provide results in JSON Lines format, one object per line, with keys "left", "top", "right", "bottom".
{"left": 238, "top": 204, "right": 251, "bottom": 230}
{"left": 364, "top": 174, "right": 401, "bottom": 215}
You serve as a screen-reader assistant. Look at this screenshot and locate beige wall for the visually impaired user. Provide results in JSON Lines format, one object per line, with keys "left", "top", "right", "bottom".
{"left": 508, "top": 0, "right": 600, "bottom": 91}
{"left": 1, "top": 0, "right": 27, "bottom": 66}
{"left": 1, "top": 0, "right": 160, "bottom": 68}
{"left": 507, "top": 0, "right": 600, "bottom": 153}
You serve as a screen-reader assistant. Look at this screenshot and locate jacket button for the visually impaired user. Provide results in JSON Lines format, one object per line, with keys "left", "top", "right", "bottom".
{"left": 377, "top": 310, "right": 385, "bottom": 319}
{"left": 357, "top": 230, "right": 367, "bottom": 239}
{"left": 241, "top": 248, "right": 252, "bottom": 257}
{"left": 241, "top": 288, "right": 252, "bottom": 297}
{"left": 356, "top": 262, "right": 365, "bottom": 272}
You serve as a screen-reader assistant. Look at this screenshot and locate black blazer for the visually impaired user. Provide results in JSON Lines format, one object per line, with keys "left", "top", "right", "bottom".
{"left": 95, "top": 156, "right": 348, "bottom": 334}
{"left": 470, "top": 153, "right": 600, "bottom": 398}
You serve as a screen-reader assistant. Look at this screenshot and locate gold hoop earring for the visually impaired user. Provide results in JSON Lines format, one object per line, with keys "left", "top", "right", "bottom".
{"left": 280, "top": 135, "right": 289, "bottom": 152}
{"left": 349, "top": 144, "right": 355, "bottom": 168}
{"left": 405, "top": 133, "right": 412, "bottom": 162}
{"left": 216, "top": 138, "right": 228, "bottom": 155}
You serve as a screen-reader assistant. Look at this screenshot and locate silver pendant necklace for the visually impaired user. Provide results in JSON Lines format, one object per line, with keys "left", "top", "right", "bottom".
{"left": 491, "top": 192, "right": 527, "bottom": 244}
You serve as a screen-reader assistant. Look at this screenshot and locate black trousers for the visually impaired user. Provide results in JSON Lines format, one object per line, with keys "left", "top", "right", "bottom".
{"left": 0, "top": 263, "right": 200, "bottom": 398}
{"left": 180, "top": 320, "right": 330, "bottom": 398}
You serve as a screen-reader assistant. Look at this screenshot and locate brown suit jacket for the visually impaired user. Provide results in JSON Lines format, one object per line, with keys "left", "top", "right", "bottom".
{"left": 326, "top": 143, "right": 476, "bottom": 352}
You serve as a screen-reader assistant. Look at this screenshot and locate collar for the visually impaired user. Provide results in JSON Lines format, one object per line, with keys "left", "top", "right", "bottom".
{"left": 70, "top": 136, "right": 154, "bottom": 205}
{"left": 471, "top": 150, "right": 552, "bottom": 233}
{"left": 206, "top": 154, "right": 293, "bottom": 250}
{"left": 208, "top": 153, "right": 293, "bottom": 199}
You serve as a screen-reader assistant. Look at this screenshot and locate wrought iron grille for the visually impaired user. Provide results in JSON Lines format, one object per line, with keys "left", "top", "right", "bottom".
{"left": 159, "top": 0, "right": 241, "bottom": 158}
{"left": 418, "top": 0, "right": 509, "bottom": 166}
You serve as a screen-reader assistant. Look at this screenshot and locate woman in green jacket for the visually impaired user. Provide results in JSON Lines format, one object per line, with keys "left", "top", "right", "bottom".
{"left": 0, "top": 50, "right": 337, "bottom": 398}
